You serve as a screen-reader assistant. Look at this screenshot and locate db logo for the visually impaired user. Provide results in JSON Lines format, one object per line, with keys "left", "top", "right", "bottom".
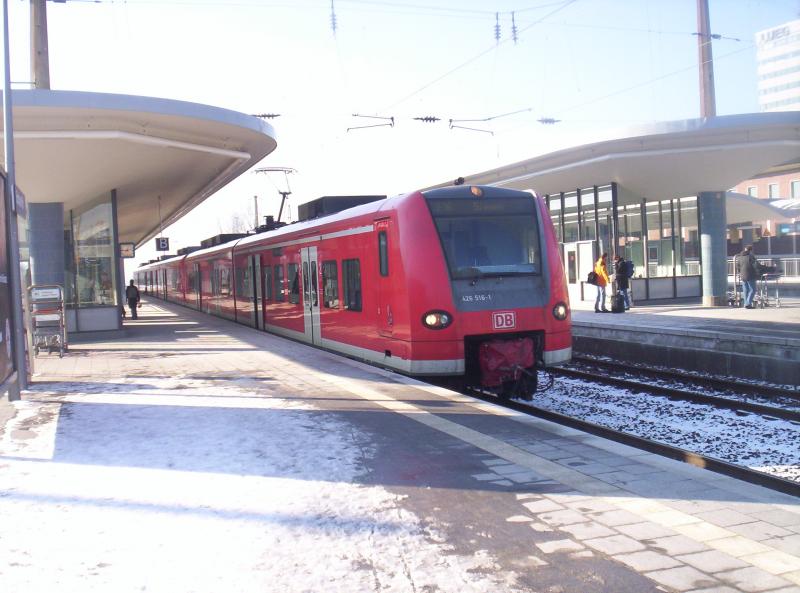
{"left": 492, "top": 311, "right": 516, "bottom": 330}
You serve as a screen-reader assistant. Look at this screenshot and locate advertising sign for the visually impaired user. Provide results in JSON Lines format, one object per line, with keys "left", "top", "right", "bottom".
{"left": 0, "top": 175, "right": 15, "bottom": 384}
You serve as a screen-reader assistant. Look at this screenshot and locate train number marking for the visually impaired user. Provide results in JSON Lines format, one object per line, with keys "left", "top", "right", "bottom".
{"left": 462, "top": 293, "right": 493, "bottom": 303}
{"left": 492, "top": 311, "right": 516, "bottom": 330}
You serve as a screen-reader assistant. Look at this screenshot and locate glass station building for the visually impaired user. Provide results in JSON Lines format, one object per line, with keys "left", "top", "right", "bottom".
{"left": 545, "top": 185, "right": 701, "bottom": 303}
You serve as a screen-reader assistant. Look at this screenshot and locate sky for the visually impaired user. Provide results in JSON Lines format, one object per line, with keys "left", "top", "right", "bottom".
{"left": 5, "top": 0, "right": 800, "bottom": 271}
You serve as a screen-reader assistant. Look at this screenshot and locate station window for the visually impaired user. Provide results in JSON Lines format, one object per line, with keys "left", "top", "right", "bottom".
{"left": 378, "top": 231, "right": 389, "bottom": 276}
{"left": 747, "top": 186, "right": 757, "bottom": 197}
{"left": 792, "top": 180, "right": 800, "bottom": 199}
{"left": 288, "top": 263, "right": 300, "bottom": 304}
{"left": 322, "top": 260, "right": 339, "bottom": 308}
{"left": 342, "top": 258, "right": 362, "bottom": 312}
{"left": 768, "top": 183, "right": 779, "bottom": 199}
{"left": 274, "top": 265, "right": 285, "bottom": 302}
{"left": 65, "top": 193, "right": 118, "bottom": 308}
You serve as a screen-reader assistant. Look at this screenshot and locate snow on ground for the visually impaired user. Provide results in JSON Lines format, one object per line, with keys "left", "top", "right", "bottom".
{"left": 0, "top": 377, "right": 516, "bottom": 593}
{"left": 532, "top": 378, "right": 800, "bottom": 482}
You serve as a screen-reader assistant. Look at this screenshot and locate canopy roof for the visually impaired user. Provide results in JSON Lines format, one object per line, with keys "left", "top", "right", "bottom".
{"left": 430, "top": 112, "right": 800, "bottom": 201}
{"left": 1, "top": 90, "right": 277, "bottom": 245}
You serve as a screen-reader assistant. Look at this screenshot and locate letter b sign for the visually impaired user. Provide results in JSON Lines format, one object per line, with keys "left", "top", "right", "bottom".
{"left": 155, "top": 237, "right": 170, "bottom": 251}
{"left": 492, "top": 311, "right": 516, "bottom": 330}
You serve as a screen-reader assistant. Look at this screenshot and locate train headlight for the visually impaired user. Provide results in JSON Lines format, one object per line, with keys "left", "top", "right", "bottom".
{"left": 422, "top": 310, "right": 452, "bottom": 330}
{"left": 552, "top": 302, "right": 569, "bottom": 320}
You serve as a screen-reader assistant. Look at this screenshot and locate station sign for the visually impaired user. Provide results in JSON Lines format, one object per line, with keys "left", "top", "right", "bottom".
{"left": 119, "top": 242, "right": 136, "bottom": 258}
{"left": 31, "top": 287, "right": 62, "bottom": 301}
{"left": 155, "top": 237, "right": 170, "bottom": 251}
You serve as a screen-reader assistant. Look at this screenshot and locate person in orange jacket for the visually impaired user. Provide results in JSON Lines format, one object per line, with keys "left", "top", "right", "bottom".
{"left": 594, "top": 253, "right": 610, "bottom": 312}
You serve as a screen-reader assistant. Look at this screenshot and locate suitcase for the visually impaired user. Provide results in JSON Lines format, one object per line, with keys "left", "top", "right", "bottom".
{"left": 611, "top": 293, "right": 625, "bottom": 313}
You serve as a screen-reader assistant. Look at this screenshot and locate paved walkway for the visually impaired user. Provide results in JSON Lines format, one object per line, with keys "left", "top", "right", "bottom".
{"left": 1, "top": 299, "right": 798, "bottom": 592}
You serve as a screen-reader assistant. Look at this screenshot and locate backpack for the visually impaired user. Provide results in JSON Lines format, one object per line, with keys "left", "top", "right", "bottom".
{"left": 586, "top": 271, "right": 598, "bottom": 285}
{"left": 623, "top": 260, "right": 634, "bottom": 278}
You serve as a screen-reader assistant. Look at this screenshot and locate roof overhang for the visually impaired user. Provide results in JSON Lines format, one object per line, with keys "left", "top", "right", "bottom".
{"left": 726, "top": 192, "right": 799, "bottom": 225}
{"left": 429, "top": 112, "right": 800, "bottom": 199}
{"left": 1, "top": 90, "right": 277, "bottom": 246}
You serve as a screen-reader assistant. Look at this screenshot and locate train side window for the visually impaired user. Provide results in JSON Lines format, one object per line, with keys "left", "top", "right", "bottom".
{"left": 274, "top": 265, "right": 285, "bottom": 302}
{"left": 302, "top": 261, "right": 310, "bottom": 304}
{"left": 378, "top": 231, "right": 389, "bottom": 276}
{"left": 288, "top": 263, "right": 300, "bottom": 304}
{"left": 322, "top": 260, "right": 339, "bottom": 308}
{"left": 342, "top": 258, "right": 362, "bottom": 312}
{"left": 264, "top": 266, "right": 273, "bottom": 301}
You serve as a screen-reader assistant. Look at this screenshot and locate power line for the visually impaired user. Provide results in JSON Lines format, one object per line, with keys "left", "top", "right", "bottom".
{"left": 556, "top": 42, "right": 755, "bottom": 116}
{"left": 384, "top": 0, "right": 578, "bottom": 110}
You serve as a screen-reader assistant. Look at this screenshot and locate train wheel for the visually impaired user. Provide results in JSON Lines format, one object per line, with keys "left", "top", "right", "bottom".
{"left": 499, "top": 381, "right": 515, "bottom": 401}
{"left": 515, "top": 371, "right": 537, "bottom": 401}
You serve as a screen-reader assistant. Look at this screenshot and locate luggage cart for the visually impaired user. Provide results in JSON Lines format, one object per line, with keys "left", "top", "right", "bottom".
{"left": 755, "top": 272, "right": 782, "bottom": 309}
{"left": 727, "top": 266, "right": 742, "bottom": 307}
{"left": 29, "top": 284, "right": 67, "bottom": 357}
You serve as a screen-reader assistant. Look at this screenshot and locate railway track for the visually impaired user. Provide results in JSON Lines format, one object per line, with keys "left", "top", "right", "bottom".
{"left": 570, "top": 354, "right": 800, "bottom": 402}
{"left": 464, "top": 386, "right": 800, "bottom": 498}
{"left": 555, "top": 358, "right": 800, "bottom": 423}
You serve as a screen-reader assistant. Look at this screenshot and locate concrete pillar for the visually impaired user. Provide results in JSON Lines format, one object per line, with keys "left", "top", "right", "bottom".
{"left": 698, "top": 191, "right": 727, "bottom": 306}
{"left": 28, "top": 203, "right": 65, "bottom": 287}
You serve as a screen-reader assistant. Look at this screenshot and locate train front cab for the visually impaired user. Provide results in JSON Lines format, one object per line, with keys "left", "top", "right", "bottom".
{"left": 406, "top": 186, "right": 571, "bottom": 394}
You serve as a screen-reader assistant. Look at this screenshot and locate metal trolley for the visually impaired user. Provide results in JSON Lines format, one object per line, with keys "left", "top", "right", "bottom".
{"left": 29, "top": 284, "right": 67, "bottom": 357}
{"left": 755, "top": 272, "right": 782, "bottom": 309}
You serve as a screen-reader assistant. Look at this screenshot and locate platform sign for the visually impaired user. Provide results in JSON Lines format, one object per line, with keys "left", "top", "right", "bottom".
{"left": 120, "top": 242, "right": 136, "bottom": 258}
{"left": 155, "top": 237, "right": 170, "bottom": 251}
{"left": 31, "top": 287, "right": 62, "bottom": 301}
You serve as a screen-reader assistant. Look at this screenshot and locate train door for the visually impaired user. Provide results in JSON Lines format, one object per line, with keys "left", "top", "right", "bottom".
{"left": 194, "top": 263, "right": 201, "bottom": 309}
{"left": 375, "top": 219, "right": 393, "bottom": 337}
{"left": 300, "top": 246, "right": 321, "bottom": 345}
{"left": 251, "top": 254, "right": 263, "bottom": 330}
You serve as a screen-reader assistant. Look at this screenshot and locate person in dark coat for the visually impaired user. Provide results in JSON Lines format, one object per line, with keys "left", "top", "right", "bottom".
{"left": 613, "top": 255, "right": 631, "bottom": 310}
{"left": 736, "top": 245, "right": 759, "bottom": 309}
{"left": 125, "top": 280, "right": 141, "bottom": 319}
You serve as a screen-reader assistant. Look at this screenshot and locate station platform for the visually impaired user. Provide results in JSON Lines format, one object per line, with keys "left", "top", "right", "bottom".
{"left": 571, "top": 298, "right": 800, "bottom": 387}
{"left": 0, "top": 298, "right": 798, "bottom": 592}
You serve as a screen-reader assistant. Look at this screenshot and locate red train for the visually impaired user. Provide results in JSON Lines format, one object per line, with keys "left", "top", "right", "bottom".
{"left": 134, "top": 185, "right": 571, "bottom": 398}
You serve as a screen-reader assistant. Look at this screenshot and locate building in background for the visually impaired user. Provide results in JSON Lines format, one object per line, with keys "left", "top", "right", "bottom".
{"left": 757, "top": 19, "right": 800, "bottom": 113}
{"left": 729, "top": 19, "right": 800, "bottom": 263}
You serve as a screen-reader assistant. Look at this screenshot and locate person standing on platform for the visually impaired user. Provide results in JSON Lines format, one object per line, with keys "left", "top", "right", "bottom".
{"left": 594, "top": 253, "right": 610, "bottom": 313}
{"left": 614, "top": 255, "right": 632, "bottom": 310}
{"left": 736, "top": 245, "right": 759, "bottom": 309}
{"left": 125, "top": 280, "right": 141, "bottom": 319}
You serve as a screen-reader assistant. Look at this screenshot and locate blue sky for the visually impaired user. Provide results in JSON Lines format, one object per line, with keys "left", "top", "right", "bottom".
{"left": 6, "top": 0, "right": 799, "bottom": 265}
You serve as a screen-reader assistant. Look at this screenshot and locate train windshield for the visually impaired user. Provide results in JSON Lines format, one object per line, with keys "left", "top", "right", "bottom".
{"left": 426, "top": 197, "right": 541, "bottom": 279}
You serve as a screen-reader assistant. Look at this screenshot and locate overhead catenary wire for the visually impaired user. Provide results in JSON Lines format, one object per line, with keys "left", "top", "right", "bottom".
{"left": 383, "top": 0, "right": 579, "bottom": 110}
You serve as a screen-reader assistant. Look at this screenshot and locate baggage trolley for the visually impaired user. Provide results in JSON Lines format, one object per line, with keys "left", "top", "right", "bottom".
{"left": 755, "top": 272, "right": 782, "bottom": 309}
{"left": 29, "top": 285, "right": 67, "bottom": 357}
{"left": 727, "top": 266, "right": 742, "bottom": 307}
